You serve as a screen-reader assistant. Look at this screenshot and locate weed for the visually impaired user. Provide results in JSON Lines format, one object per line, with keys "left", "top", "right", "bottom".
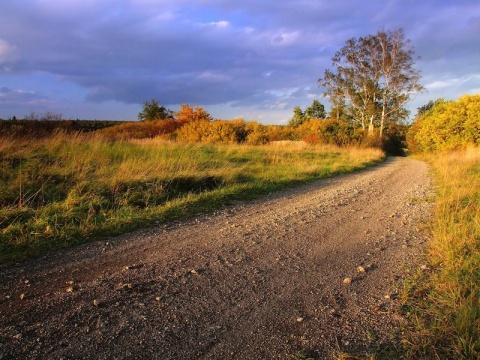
{"left": 402, "top": 148, "right": 480, "bottom": 359}
{"left": 0, "top": 133, "right": 385, "bottom": 262}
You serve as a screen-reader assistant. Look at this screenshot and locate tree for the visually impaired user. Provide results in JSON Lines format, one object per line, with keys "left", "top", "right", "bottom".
{"left": 407, "top": 94, "right": 480, "bottom": 152}
{"left": 24, "top": 111, "right": 63, "bottom": 121}
{"left": 414, "top": 98, "right": 445, "bottom": 119}
{"left": 304, "top": 99, "right": 326, "bottom": 119}
{"left": 288, "top": 106, "right": 305, "bottom": 127}
{"left": 138, "top": 99, "right": 173, "bottom": 121}
{"left": 328, "top": 97, "right": 353, "bottom": 123}
{"left": 319, "top": 28, "right": 424, "bottom": 136}
{"left": 175, "top": 104, "right": 213, "bottom": 123}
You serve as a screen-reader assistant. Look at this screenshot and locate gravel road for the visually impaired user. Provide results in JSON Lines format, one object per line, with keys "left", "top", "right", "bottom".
{"left": 0, "top": 157, "right": 434, "bottom": 359}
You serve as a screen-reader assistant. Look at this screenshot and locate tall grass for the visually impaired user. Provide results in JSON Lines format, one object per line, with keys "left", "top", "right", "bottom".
{"left": 0, "top": 133, "right": 384, "bottom": 263}
{"left": 403, "top": 147, "right": 480, "bottom": 359}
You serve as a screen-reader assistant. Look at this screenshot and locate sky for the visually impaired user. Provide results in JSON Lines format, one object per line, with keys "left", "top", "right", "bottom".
{"left": 0, "top": 0, "right": 479, "bottom": 124}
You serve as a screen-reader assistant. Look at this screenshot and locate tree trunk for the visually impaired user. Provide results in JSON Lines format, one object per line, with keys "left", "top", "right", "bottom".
{"left": 368, "top": 115, "right": 374, "bottom": 135}
{"left": 380, "top": 105, "right": 386, "bottom": 137}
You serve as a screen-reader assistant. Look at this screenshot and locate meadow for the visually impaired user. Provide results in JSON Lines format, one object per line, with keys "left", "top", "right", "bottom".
{"left": 403, "top": 148, "right": 480, "bottom": 359}
{"left": 0, "top": 133, "right": 385, "bottom": 263}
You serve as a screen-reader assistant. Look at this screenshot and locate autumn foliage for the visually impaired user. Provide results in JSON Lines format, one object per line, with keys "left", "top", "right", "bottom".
{"left": 94, "top": 107, "right": 373, "bottom": 147}
{"left": 97, "top": 119, "right": 183, "bottom": 140}
{"left": 175, "top": 104, "right": 213, "bottom": 123}
{"left": 0, "top": 103, "right": 405, "bottom": 150}
{"left": 408, "top": 94, "right": 480, "bottom": 152}
{"left": 296, "top": 119, "right": 359, "bottom": 146}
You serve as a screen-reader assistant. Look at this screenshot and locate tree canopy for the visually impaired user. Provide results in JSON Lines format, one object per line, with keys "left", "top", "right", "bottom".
{"left": 288, "top": 106, "right": 305, "bottom": 127}
{"left": 289, "top": 100, "right": 326, "bottom": 126}
{"left": 407, "top": 94, "right": 480, "bottom": 152}
{"left": 319, "top": 28, "right": 424, "bottom": 136}
{"left": 138, "top": 99, "right": 174, "bottom": 121}
{"left": 304, "top": 99, "right": 326, "bottom": 120}
{"left": 175, "top": 104, "right": 213, "bottom": 123}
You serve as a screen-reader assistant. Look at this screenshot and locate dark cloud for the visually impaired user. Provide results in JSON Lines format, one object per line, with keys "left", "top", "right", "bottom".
{"left": 0, "top": 0, "right": 479, "bottom": 122}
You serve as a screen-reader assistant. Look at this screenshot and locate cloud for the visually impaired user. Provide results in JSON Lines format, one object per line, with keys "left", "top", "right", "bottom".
{"left": 426, "top": 81, "right": 450, "bottom": 90}
{"left": 0, "top": 1, "right": 338, "bottom": 107}
{"left": 0, "top": 0, "right": 479, "bottom": 122}
{"left": 425, "top": 74, "right": 480, "bottom": 94}
{"left": 0, "top": 39, "right": 18, "bottom": 64}
{"left": 0, "top": 87, "right": 55, "bottom": 117}
{"left": 200, "top": 20, "right": 230, "bottom": 28}
{"left": 271, "top": 31, "right": 300, "bottom": 46}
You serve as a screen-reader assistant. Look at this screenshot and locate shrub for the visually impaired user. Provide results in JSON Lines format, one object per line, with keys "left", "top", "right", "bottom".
{"left": 97, "top": 119, "right": 183, "bottom": 140}
{"left": 245, "top": 122, "right": 269, "bottom": 145}
{"left": 175, "top": 120, "right": 243, "bottom": 144}
{"left": 407, "top": 94, "right": 480, "bottom": 152}
{"left": 175, "top": 104, "right": 213, "bottom": 122}
{"left": 296, "top": 119, "right": 356, "bottom": 146}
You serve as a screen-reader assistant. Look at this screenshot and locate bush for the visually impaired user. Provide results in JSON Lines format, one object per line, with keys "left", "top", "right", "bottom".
{"left": 407, "top": 94, "right": 480, "bottom": 152}
{"left": 245, "top": 122, "right": 269, "bottom": 145}
{"left": 176, "top": 120, "right": 244, "bottom": 144}
{"left": 175, "top": 104, "right": 213, "bottom": 122}
{"left": 295, "top": 119, "right": 356, "bottom": 146}
{"left": 97, "top": 119, "right": 183, "bottom": 140}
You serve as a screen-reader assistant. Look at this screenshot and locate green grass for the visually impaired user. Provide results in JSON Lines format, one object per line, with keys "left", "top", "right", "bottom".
{"left": 402, "top": 147, "right": 480, "bottom": 359}
{"left": 0, "top": 133, "right": 385, "bottom": 263}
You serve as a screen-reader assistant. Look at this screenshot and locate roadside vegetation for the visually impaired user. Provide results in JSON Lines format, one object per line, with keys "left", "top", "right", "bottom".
{"left": 0, "top": 133, "right": 384, "bottom": 263}
{"left": 403, "top": 94, "right": 480, "bottom": 359}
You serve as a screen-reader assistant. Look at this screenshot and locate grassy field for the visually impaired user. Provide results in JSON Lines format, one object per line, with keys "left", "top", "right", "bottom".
{"left": 403, "top": 147, "right": 480, "bottom": 359}
{"left": 0, "top": 133, "right": 385, "bottom": 263}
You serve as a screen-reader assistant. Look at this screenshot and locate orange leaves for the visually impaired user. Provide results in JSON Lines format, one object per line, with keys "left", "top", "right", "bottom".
{"left": 175, "top": 104, "right": 213, "bottom": 123}
{"left": 296, "top": 119, "right": 357, "bottom": 146}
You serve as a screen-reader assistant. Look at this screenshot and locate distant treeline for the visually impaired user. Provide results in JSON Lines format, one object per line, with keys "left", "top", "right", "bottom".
{"left": 0, "top": 119, "right": 124, "bottom": 138}
{"left": 0, "top": 116, "right": 408, "bottom": 154}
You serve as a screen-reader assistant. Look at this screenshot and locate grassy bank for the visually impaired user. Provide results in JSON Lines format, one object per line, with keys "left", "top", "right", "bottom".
{"left": 403, "top": 148, "right": 480, "bottom": 359}
{"left": 0, "top": 133, "right": 385, "bottom": 263}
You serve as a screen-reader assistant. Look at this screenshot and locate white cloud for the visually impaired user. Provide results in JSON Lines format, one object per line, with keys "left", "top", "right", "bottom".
{"left": 197, "top": 71, "right": 230, "bottom": 82}
{"left": 271, "top": 31, "right": 300, "bottom": 46}
{"left": 195, "top": 20, "right": 230, "bottom": 29}
{"left": 209, "top": 20, "right": 229, "bottom": 28}
{"left": 0, "top": 39, "right": 18, "bottom": 63}
{"left": 426, "top": 74, "right": 480, "bottom": 91}
{"left": 426, "top": 80, "right": 450, "bottom": 89}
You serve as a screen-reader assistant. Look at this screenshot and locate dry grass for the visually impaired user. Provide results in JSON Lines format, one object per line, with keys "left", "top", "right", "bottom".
{"left": 0, "top": 133, "right": 385, "bottom": 262}
{"left": 403, "top": 147, "right": 480, "bottom": 359}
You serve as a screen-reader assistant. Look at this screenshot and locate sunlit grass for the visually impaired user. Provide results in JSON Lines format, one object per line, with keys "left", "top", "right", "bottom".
{"left": 403, "top": 147, "right": 480, "bottom": 359}
{"left": 0, "top": 133, "right": 385, "bottom": 263}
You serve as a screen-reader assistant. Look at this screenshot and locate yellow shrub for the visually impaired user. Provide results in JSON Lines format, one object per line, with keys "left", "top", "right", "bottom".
{"left": 408, "top": 94, "right": 480, "bottom": 152}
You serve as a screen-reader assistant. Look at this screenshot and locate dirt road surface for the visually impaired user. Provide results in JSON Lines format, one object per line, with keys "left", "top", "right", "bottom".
{"left": 0, "top": 157, "right": 433, "bottom": 359}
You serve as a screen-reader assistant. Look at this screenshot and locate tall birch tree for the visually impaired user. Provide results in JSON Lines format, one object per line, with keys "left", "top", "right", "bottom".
{"left": 319, "top": 28, "right": 424, "bottom": 136}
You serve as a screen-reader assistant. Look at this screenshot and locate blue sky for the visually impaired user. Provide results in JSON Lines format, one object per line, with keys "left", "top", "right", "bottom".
{"left": 1, "top": 0, "right": 479, "bottom": 124}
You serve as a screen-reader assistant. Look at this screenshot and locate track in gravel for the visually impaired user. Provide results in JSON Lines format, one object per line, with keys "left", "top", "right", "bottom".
{"left": 0, "top": 157, "right": 434, "bottom": 359}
